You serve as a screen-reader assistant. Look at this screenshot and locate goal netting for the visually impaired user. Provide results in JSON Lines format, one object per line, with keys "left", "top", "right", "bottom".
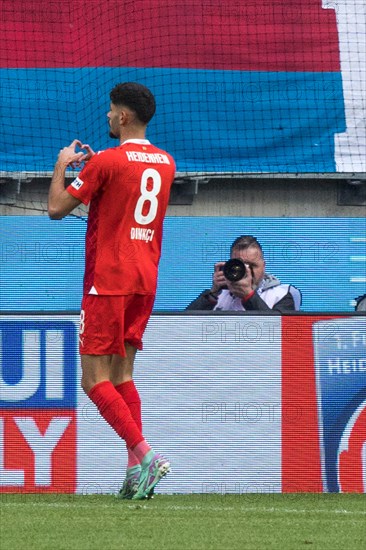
{"left": 0, "top": 0, "right": 365, "bottom": 178}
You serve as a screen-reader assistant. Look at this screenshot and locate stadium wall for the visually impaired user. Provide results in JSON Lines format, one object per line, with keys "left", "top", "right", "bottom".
{"left": 0, "top": 178, "right": 365, "bottom": 217}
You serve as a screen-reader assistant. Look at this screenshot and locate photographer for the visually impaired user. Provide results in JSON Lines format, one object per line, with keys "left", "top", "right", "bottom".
{"left": 355, "top": 293, "right": 366, "bottom": 312}
{"left": 186, "top": 235, "right": 301, "bottom": 312}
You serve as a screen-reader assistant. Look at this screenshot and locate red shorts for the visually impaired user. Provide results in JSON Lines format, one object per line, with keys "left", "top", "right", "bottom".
{"left": 79, "top": 294, "right": 155, "bottom": 356}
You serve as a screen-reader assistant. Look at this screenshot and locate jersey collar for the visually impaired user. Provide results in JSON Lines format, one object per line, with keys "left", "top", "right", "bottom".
{"left": 122, "top": 139, "right": 151, "bottom": 145}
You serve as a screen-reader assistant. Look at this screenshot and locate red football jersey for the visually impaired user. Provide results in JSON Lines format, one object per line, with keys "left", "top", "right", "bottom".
{"left": 67, "top": 139, "right": 175, "bottom": 295}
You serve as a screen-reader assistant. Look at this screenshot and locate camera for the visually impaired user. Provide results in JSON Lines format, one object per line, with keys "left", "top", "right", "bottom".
{"left": 222, "top": 258, "right": 247, "bottom": 282}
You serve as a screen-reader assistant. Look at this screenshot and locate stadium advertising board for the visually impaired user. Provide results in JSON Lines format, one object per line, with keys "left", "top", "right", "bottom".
{"left": 0, "top": 314, "right": 365, "bottom": 494}
{"left": 313, "top": 318, "right": 366, "bottom": 493}
{"left": 1, "top": 216, "right": 365, "bottom": 314}
{"left": 281, "top": 316, "right": 366, "bottom": 493}
{"left": 0, "top": 319, "right": 77, "bottom": 492}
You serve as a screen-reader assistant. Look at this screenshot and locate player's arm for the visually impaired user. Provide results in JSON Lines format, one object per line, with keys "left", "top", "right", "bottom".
{"left": 48, "top": 140, "right": 94, "bottom": 219}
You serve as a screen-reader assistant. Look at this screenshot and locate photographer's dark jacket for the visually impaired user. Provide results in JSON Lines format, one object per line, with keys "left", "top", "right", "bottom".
{"left": 186, "top": 274, "right": 301, "bottom": 312}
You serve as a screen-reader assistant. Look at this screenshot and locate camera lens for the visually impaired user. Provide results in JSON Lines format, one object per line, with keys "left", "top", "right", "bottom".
{"left": 223, "top": 258, "right": 246, "bottom": 282}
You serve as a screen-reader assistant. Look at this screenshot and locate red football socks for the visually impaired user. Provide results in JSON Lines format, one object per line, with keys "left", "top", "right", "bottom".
{"left": 88, "top": 380, "right": 144, "bottom": 449}
{"left": 115, "top": 380, "right": 142, "bottom": 431}
{"left": 115, "top": 380, "right": 143, "bottom": 467}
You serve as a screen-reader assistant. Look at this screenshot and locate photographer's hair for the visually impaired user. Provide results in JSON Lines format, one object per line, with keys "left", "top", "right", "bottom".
{"left": 230, "top": 235, "right": 263, "bottom": 255}
{"left": 110, "top": 82, "right": 156, "bottom": 124}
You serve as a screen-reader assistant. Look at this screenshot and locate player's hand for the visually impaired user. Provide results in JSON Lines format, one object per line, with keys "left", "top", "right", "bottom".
{"left": 227, "top": 264, "right": 253, "bottom": 298}
{"left": 57, "top": 140, "right": 95, "bottom": 169}
{"left": 211, "top": 262, "right": 227, "bottom": 293}
{"left": 77, "top": 144, "right": 95, "bottom": 165}
{"left": 57, "top": 140, "right": 85, "bottom": 168}
{"left": 69, "top": 143, "right": 96, "bottom": 168}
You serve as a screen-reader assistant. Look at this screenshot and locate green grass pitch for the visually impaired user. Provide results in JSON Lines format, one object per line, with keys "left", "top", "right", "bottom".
{"left": 1, "top": 493, "right": 365, "bottom": 549}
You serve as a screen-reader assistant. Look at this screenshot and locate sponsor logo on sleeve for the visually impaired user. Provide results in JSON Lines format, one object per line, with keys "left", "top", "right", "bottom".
{"left": 71, "top": 177, "right": 84, "bottom": 190}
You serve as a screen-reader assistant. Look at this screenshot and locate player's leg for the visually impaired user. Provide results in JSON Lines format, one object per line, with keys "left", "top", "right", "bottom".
{"left": 114, "top": 295, "right": 150, "bottom": 442}
{"left": 111, "top": 348, "right": 142, "bottom": 459}
{"left": 110, "top": 344, "right": 136, "bottom": 384}
{"left": 79, "top": 296, "right": 144, "bottom": 454}
{"left": 112, "top": 346, "right": 141, "bottom": 433}
{"left": 80, "top": 353, "right": 112, "bottom": 394}
{"left": 116, "top": 295, "right": 170, "bottom": 500}
{"left": 81, "top": 353, "right": 144, "bottom": 450}
{"left": 110, "top": 347, "right": 145, "bottom": 498}
{"left": 111, "top": 345, "right": 167, "bottom": 500}
{"left": 80, "top": 294, "right": 169, "bottom": 499}
{"left": 82, "top": 351, "right": 162, "bottom": 500}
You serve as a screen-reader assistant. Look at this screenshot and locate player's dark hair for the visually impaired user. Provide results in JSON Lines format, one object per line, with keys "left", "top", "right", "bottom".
{"left": 110, "top": 82, "right": 156, "bottom": 124}
{"left": 230, "top": 235, "right": 263, "bottom": 255}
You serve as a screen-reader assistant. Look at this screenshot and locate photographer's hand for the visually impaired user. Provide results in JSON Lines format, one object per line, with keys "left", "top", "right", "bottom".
{"left": 227, "top": 264, "right": 254, "bottom": 299}
{"left": 211, "top": 262, "right": 227, "bottom": 294}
